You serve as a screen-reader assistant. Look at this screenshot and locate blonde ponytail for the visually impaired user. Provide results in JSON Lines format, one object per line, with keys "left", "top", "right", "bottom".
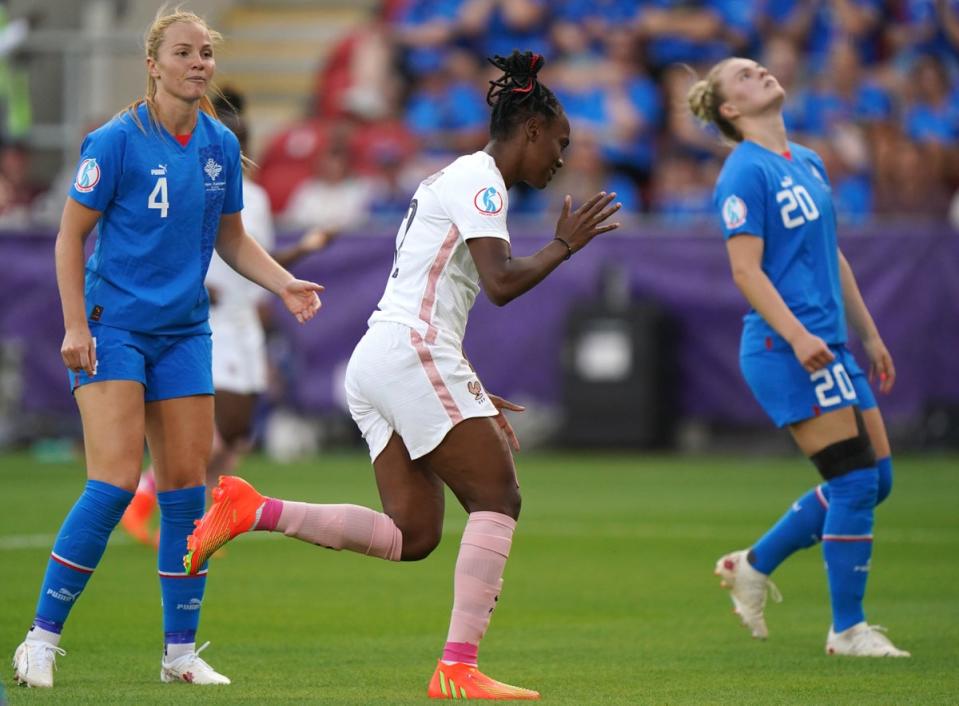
{"left": 685, "top": 59, "right": 743, "bottom": 143}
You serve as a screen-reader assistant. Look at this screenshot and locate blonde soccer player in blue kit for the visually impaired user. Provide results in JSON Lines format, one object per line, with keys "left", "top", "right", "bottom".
{"left": 12, "top": 9, "right": 322, "bottom": 688}
{"left": 687, "top": 57, "right": 909, "bottom": 657}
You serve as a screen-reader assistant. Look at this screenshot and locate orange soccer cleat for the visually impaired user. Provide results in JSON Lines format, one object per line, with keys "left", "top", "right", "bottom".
{"left": 427, "top": 660, "right": 540, "bottom": 700}
{"left": 182, "top": 475, "right": 264, "bottom": 574}
{"left": 120, "top": 485, "right": 158, "bottom": 548}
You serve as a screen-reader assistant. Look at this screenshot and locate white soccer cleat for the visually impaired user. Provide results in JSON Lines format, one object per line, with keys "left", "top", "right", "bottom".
{"left": 160, "top": 641, "right": 231, "bottom": 685}
{"left": 12, "top": 638, "right": 66, "bottom": 688}
{"left": 714, "top": 549, "right": 782, "bottom": 639}
{"left": 826, "top": 622, "right": 911, "bottom": 657}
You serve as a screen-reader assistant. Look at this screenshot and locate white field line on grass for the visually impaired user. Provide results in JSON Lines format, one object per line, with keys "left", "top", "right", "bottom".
{"left": 1, "top": 524, "right": 957, "bottom": 551}
{"left": 0, "top": 530, "right": 283, "bottom": 551}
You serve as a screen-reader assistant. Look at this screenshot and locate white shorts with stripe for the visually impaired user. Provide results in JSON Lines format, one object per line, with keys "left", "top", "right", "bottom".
{"left": 211, "top": 315, "right": 268, "bottom": 394}
{"left": 345, "top": 321, "right": 498, "bottom": 462}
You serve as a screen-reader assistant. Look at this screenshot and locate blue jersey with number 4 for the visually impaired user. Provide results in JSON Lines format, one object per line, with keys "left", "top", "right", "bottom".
{"left": 714, "top": 140, "right": 845, "bottom": 355}
{"left": 69, "top": 103, "right": 243, "bottom": 335}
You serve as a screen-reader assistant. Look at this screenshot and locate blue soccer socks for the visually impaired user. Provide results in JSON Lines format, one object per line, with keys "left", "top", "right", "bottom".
{"left": 750, "top": 485, "right": 827, "bottom": 575}
{"left": 822, "top": 467, "right": 879, "bottom": 632}
{"left": 875, "top": 456, "right": 893, "bottom": 504}
{"left": 749, "top": 457, "right": 893, "bottom": 575}
{"left": 34, "top": 480, "right": 133, "bottom": 632}
{"left": 157, "top": 486, "right": 207, "bottom": 652}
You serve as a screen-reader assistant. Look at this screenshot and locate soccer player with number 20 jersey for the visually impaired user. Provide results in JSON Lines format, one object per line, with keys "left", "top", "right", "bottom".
{"left": 688, "top": 57, "right": 909, "bottom": 657}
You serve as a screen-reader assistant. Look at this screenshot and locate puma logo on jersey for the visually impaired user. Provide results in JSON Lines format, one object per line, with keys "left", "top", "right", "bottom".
{"left": 151, "top": 164, "right": 167, "bottom": 176}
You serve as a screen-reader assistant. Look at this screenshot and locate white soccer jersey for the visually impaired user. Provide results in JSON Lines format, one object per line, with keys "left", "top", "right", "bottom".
{"left": 368, "top": 151, "right": 510, "bottom": 345}
{"left": 206, "top": 177, "right": 275, "bottom": 329}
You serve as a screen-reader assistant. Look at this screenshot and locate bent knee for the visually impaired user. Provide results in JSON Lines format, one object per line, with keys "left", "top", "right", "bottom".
{"left": 399, "top": 527, "right": 442, "bottom": 561}
{"left": 503, "top": 490, "right": 522, "bottom": 521}
{"left": 467, "top": 488, "right": 522, "bottom": 521}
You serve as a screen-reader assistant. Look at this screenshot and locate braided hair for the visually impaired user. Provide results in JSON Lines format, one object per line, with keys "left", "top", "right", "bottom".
{"left": 486, "top": 51, "right": 561, "bottom": 140}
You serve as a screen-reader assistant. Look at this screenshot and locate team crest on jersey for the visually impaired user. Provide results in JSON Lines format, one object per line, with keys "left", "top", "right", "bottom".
{"left": 74, "top": 158, "right": 101, "bottom": 193}
{"left": 473, "top": 186, "right": 504, "bottom": 215}
{"left": 204, "top": 158, "right": 223, "bottom": 181}
{"left": 467, "top": 380, "right": 486, "bottom": 403}
{"left": 199, "top": 146, "right": 226, "bottom": 194}
{"left": 722, "top": 194, "right": 747, "bottom": 229}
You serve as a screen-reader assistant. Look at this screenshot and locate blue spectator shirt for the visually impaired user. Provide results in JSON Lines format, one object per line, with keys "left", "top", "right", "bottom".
{"left": 605, "top": 76, "right": 663, "bottom": 173}
{"left": 394, "top": 0, "right": 466, "bottom": 75}
{"left": 473, "top": 0, "right": 552, "bottom": 61}
{"left": 69, "top": 103, "right": 243, "bottom": 335}
{"left": 765, "top": 0, "right": 884, "bottom": 69}
{"left": 904, "top": 90, "right": 959, "bottom": 144}
{"left": 555, "top": 75, "right": 661, "bottom": 173}
{"left": 554, "top": 0, "right": 638, "bottom": 24}
{"left": 643, "top": 0, "right": 761, "bottom": 68}
{"left": 714, "top": 141, "right": 846, "bottom": 355}
{"left": 405, "top": 80, "right": 486, "bottom": 153}
{"left": 903, "top": 0, "right": 959, "bottom": 66}
{"left": 792, "top": 82, "right": 893, "bottom": 136}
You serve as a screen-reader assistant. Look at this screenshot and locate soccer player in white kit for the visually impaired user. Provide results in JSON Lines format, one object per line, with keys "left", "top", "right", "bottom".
{"left": 184, "top": 50, "right": 621, "bottom": 700}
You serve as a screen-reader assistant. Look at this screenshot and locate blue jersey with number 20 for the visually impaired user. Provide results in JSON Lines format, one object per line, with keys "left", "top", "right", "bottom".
{"left": 69, "top": 103, "right": 243, "bottom": 335}
{"left": 713, "top": 141, "right": 845, "bottom": 355}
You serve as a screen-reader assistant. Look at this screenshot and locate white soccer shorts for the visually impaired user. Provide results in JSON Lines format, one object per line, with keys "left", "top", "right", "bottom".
{"left": 210, "top": 318, "right": 268, "bottom": 394}
{"left": 345, "top": 322, "right": 498, "bottom": 462}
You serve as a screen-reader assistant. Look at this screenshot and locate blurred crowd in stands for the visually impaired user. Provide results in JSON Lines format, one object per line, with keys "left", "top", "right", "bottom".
{"left": 6, "top": 0, "right": 959, "bottom": 231}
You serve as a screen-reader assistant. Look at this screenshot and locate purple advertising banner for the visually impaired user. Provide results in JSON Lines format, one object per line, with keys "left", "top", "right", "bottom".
{"left": 2, "top": 228, "right": 957, "bottom": 427}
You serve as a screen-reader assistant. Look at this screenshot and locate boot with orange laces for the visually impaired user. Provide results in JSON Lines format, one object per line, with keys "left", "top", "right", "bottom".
{"left": 183, "top": 476, "right": 265, "bottom": 574}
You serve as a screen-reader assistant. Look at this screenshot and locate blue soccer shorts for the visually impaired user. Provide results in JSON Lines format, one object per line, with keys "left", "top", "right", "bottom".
{"left": 740, "top": 343, "right": 877, "bottom": 428}
{"left": 68, "top": 322, "right": 213, "bottom": 402}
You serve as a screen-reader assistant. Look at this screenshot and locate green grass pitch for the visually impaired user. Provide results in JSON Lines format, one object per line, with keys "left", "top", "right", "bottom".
{"left": 1, "top": 451, "right": 957, "bottom": 704}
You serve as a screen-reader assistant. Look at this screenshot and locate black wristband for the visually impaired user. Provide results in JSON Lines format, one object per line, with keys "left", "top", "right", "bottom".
{"left": 554, "top": 237, "right": 572, "bottom": 261}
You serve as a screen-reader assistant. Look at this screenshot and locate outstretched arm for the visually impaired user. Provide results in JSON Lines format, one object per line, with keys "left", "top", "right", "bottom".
{"left": 468, "top": 191, "right": 620, "bottom": 306}
{"left": 216, "top": 212, "right": 324, "bottom": 323}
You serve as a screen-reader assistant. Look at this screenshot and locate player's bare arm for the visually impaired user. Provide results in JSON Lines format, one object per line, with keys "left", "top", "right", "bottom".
{"left": 55, "top": 198, "right": 102, "bottom": 375}
{"left": 215, "top": 211, "right": 324, "bottom": 322}
{"left": 837, "top": 250, "right": 895, "bottom": 392}
{"left": 468, "top": 191, "right": 620, "bottom": 306}
{"left": 726, "top": 234, "right": 833, "bottom": 373}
